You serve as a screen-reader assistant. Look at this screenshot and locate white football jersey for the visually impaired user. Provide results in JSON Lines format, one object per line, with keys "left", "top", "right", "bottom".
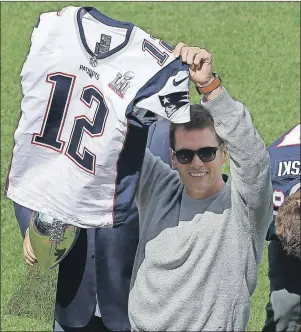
{"left": 5, "top": 6, "right": 190, "bottom": 228}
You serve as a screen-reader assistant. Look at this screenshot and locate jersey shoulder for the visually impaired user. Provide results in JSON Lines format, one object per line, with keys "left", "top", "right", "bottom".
{"left": 268, "top": 124, "right": 300, "bottom": 177}
{"left": 126, "top": 28, "right": 190, "bottom": 123}
{"left": 268, "top": 123, "right": 300, "bottom": 153}
{"left": 29, "top": 7, "right": 78, "bottom": 54}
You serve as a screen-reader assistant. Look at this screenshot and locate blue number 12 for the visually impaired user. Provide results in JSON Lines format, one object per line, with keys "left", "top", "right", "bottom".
{"left": 32, "top": 73, "right": 109, "bottom": 174}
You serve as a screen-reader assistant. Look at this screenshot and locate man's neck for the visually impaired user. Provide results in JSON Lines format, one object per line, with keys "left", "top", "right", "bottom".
{"left": 185, "top": 179, "right": 226, "bottom": 200}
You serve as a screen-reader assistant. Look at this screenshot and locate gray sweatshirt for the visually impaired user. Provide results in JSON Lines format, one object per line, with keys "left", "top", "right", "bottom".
{"left": 129, "top": 88, "right": 273, "bottom": 331}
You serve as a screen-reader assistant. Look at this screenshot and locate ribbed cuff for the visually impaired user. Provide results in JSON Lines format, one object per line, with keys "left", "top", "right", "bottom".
{"left": 201, "top": 88, "right": 238, "bottom": 118}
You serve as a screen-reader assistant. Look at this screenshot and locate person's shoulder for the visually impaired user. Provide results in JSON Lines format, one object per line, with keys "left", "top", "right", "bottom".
{"left": 268, "top": 123, "right": 300, "bottom": 155}
{"left": 268, "top": 124, "right": 300, "bottom": 179}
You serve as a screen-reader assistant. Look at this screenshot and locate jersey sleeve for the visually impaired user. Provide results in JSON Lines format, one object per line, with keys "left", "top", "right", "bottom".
{"left": 29, "top": 12, "right": 64, "bottom": 54}
{"left": 132, "top": 57, "right": 190, "bottom": 124}
{"left": 20, "top": 9, "right": 75, "bottom": 77}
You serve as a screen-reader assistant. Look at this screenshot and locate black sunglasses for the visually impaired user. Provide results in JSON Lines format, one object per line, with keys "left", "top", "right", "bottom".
{"left": 171, "top": 144, "right": 223, "bottom": 164}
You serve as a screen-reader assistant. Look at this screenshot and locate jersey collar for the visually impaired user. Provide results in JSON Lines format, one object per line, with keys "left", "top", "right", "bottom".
{"left": 77, "top": 7, "right": 134, "bottom": 60}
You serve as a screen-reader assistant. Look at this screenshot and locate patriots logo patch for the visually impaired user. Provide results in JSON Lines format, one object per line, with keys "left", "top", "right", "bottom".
{"left": 159, "top": 92, "right": 189, "bottom": 118}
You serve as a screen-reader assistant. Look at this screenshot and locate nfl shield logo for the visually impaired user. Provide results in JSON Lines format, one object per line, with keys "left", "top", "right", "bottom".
{"left": 90, "top": 56, "right": 98, "bottom": 67}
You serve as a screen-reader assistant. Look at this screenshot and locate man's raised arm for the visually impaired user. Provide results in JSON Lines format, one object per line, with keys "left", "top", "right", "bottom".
{"left": 174, "top": 43, "right": 273, "bottom": 239}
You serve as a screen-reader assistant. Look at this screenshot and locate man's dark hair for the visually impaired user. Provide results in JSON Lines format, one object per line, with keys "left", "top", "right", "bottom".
{"left": 169, "top": 104, "right": 224, "bottom": 150}
{"left": 276, "top": 191, "right": 301, "bottom": 260}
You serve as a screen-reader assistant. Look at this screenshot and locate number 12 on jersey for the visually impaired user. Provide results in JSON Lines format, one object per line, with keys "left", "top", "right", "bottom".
{"left": 32, "top": 72, "right": 109, "bottom": 175}
{"left": 32, "top": 38, "right": 173, "bottom": 174}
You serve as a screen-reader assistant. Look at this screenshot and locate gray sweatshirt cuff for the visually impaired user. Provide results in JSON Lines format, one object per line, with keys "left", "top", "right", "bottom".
{"left": 201, "top": 88, "right": 238, "bottom": 120}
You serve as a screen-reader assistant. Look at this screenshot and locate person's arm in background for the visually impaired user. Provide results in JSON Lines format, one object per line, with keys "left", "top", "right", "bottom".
{"left": 13, "top": 202, "right": 37, "bottom": 266}
{"left": 14, "top": 202, "right": 32, "bottom": 237}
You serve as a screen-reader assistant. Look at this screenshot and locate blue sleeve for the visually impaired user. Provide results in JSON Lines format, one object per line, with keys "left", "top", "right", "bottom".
{"left": 126, "top": 58, "right": 190, "bottom": 124}
{"left": 13, "top": 202, "right": 33, "bottom": 238}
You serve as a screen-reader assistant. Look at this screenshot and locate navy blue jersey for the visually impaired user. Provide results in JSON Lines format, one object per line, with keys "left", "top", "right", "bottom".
{"left": 266, "top": 124, "right": 300, "bottom": 240}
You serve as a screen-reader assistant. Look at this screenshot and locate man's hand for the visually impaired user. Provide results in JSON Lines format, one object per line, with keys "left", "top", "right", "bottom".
{"left": 23, "top": 229, "right": 37, "bottom": 266}
{"left": 174, "top": 43, "right": 222, "bottom": 100}
{"left": 174, "top": 43, "right": 214, "bottom": 87}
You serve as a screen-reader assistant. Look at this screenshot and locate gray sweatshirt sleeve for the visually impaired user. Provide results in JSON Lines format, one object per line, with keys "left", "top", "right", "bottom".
{"left": 202, "top": 88, "right": 273, "bottom": 237}
{"left": 135, "top": 149, "right": 180, "bottom": 229}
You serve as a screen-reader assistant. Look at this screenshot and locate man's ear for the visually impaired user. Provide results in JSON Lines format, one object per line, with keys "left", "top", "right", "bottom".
{"left": 221, "top": 146, "right": 228, "bottom": 164}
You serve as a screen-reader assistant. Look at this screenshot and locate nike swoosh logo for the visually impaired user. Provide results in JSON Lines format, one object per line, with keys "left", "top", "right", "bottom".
{"left": 173, "top": 76, "right": 189, "bottom": 86}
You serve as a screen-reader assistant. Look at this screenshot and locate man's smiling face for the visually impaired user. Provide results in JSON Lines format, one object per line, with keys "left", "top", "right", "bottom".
{"left": 171, "top": 126, "right": 227, "bottom": 199}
